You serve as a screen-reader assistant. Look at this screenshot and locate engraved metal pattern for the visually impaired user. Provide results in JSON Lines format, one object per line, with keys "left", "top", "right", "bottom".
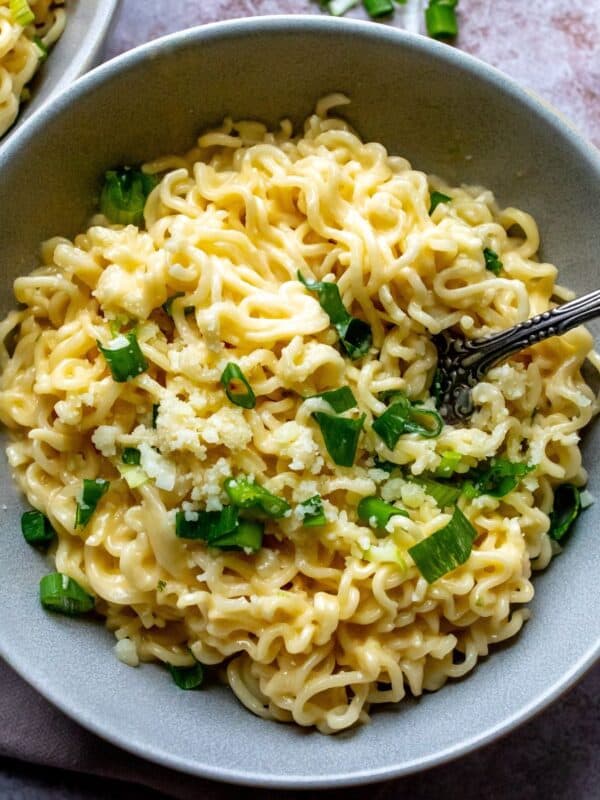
{"left": 435, "top": 289, "right": 600, "bottom": 423}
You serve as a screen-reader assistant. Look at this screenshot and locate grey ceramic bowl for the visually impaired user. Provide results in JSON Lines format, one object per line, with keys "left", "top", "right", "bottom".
{"left": 0, "top": 16, "right": 599, "bottom": 789}
{"left": 0, "top": 0, "right": 118, "bottom": 142}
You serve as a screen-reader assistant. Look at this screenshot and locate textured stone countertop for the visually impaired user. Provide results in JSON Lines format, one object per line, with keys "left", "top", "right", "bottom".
{"left": 1, "top": 1, "right": 599, "bottom": 798}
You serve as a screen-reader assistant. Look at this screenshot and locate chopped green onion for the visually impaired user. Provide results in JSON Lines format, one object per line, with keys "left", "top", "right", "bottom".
{"left": 310, "top": 386, "right": 356, "bottom": 413}
{"left": 357, "top": 496, "right": 408, "bottom": 533}
{"left": 313, "top": 412, "right": 366, "bottom": 467}
{"left": 122, "top": 447, "right": 141, "bottom": 465}
{"left": 157, "top": 579, "right": 166, "bottom": 591}
{"left": 409, "top": 506, "right": 476, "bottom": 583}
{"left": 75, "top": 478, "right": 110, "bottom": 528}
{"left": 152, "top": 403, "right": 159, "bottom": 428}
{"left": 224, "top": 476, "right": 290, "bottom": 518}
{"left": 425, "top": 0, "right": 459, "bottom": 39}
{"left": 327, "top": 0, "right": 359, "bottom": 15}
{"left": 363, "top": 0, "right": 393, "bottom": 17}
{"left": 39, "top": 572, "right": 95, "bottom": 615}
{"left": 169, "top": 662, "right": 204, "bottom": 690}
{"left": 408, "top": 475, "right": 462, "bottom": 507}
{"left": 117, "top": 463, "right": 148, "bottom": 489}
{"left": 372, "top": 455, "right": 398, "bottom": 473}
{"left": 163, "top": 293, "right": 194, "bottom": 317}
{"left": 21, "top": 510, "right": 54, "bottom": 546}
{"left": 548, "top": 484, "right": 581, "bottom": 542}
{"left": 364, "top": 540, "right": 406, "bottom": 568}
{"left": 435, "top": 450, "right": 462, "bottom": 478}
{"left": 32, "top": 35, "right": 48, "bottom": 60}
{"left": 220, "top": 362, "right": 256, "bottom": 409}
{"left": 98, "top": 332, "right": 148, "bottom": 383}
{"left": 175, "top": 506, "right": 239, "bottom": 540}
{"left": 372, "top": 393, "right": 443, "bottom": 450}
{"left": 462, "top": 458, "right": 534, "bottom": 499}
{"left": 299, "top": 495, "right": 327, "bottom": 527}
{"left": 99, "top": 167, "right": 158, "bottom": 227}
{"left": 209, "top": 518, "right": 263, "bottom": 552}
{"left": 10, "top": 0, "right": 34, "bottom": 26}
{"left": 298, "top": 272, "right": 372, "bottom": 359}
{"left": 483, "top": 247, "right": 503, "bottom": 275}
{"left": 429, "top": 191, "right": 452, "bottom": 214}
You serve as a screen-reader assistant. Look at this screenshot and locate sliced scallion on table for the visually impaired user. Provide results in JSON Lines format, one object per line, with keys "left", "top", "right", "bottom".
{"left": 313, "top": 412, "right": 366, "bottom": 467}
{"left": 98, "top": 332, "right": 148, "bottom": 383}
{"left": 408, "top": 506, "right": 476, "bottom": 583}
{"left": 548, "top": 484, "right": 582, "bottom": 542}
{"left": 220, "top": 362, "right": 256, "bottom": 409}
{"left": 357, "top": 496, "right": 408, "bottom": 532}
{"left": 425, "top": 0, "right": 459, "bottom": 39}
{"left": 363, "top": 0, "right": 393, "bottom": 17}
{"left": 39, "top": 572, "right": 95, "bottom": 615}
{"left": 327, "top": 0, "right": 359, "bottom": 15}
{"left": 483, "top": 247, "right": 503, "bottom": 275}
{"left": 224, "top": 476, "right": 290, "bottom": 518}
{"left": 75, "top": 478, "right": 109, "bottom": 528}
{"left": 298, "top": 272, "right": 372, "bottom": 359}
{"left": 10, "top": 0, "right": 34, "bottom": 26}
{"left": 372, "top": 393, "right": 443, "bottom": 450}
{"left": 21, "top": 509, "right": 54, "bottom": 546}
{"left": 100, "top": 167, "right": 158, "bottom": 227}
{"left": 429, "top": 191, "right": 452, "bottom": 214}
{"left": 310, "top": 386, "right": 356, "bottom": 413}
{"left": 298, "top": 495, "right": 327, "bottom": 527}
{"left": 169, "top": 662, "right": 204, "bottom": 690}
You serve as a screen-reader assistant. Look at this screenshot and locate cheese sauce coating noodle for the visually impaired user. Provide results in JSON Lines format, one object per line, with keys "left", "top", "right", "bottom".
{"left": 0, "top": 0, "right": 67, "bottom": 136}
{"left": 0, "top": 97, "right": 597, "bottom": 733}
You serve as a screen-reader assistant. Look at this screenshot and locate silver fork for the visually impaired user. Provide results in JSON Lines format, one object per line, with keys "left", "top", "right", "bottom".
{"left": 434, "top": 289, "right": 600, "bottom": 423}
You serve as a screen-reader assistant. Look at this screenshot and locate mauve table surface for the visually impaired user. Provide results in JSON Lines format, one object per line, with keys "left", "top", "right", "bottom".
{"left": 1, "top": 1, "right": 599, "bottom": 798}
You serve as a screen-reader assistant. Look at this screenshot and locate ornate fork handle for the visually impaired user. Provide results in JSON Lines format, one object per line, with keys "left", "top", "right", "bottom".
{"left": 434, "top": 288, "right": 600, "bottom": 423}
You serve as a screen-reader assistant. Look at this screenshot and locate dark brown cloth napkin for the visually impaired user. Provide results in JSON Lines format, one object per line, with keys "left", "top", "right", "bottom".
{"left": 1, "top": 656, "right": 599, "bottom": 800}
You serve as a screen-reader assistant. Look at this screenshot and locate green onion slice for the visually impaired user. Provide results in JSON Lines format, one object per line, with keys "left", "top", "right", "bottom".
{"left": 548, "top": 484, "right": 582, "bottom": 542}
{"left": 298, "top": 272, "right": 372, "bottom": 359}
{"left": 117, "top": 464, "right": 148, "bottom": 489}
{"left": 10, "top": 0, "right": 34, "bottom": 26}
{"left": 169, "top": 662, "right": 204, "bottom": 690}
{"left": 327, "top": 0, "right": 359, "bottom": 15}
{"left": 175, "top": 506, "right": 239, "bottom": 540}
{"left": 363, "top": 0, "right": 393, "bottom": 17}
{"left": 310, "top": 386, "right": 357, "bottom": 413}
{"left": 224, "top": 476, "right": 290, "bottom": 518}
{"left": 409, "top": 506, "right": 476, "bottom": 583}
{"left": 425, "top": 1, "right": 458, "bottom": 39}
{"left": 435, "top": 450, "right": 462, "bottom": 478}
{"left": 122, "top": 447, "right": 141, "bottom": 465}
{"left": 220, "top": 362, "right": 256, "bottom": 409}
{"left": 39, "top": 572, "right": 95, "bottom": 615}
{"left": 163, "top": 293, "right": 194, "bottom": 317}
{"left": 98, "top": 332, "right": 148, "bottom": 383}
{"left": 33, "top": 35, "right": 48, "bottom": 59}
{"left": 299, "top": 495, "right": 327, "bottom": 527}
{"left": 357, "top": 496, "right": 408, "bottom": 532}
{"left": 313, "top": 412, "right": 366, "bottom": 467}
{"left": 21, "top": 509, "right": 54, "bottom": 546}
{"left": 209, "top": 518, "right": 263, "bottom": 552}
{"left": 100, "top": 167, "right": 158, "bottom": 227}
{"left": 429, "top": 191, "right": 452, "bottom": 214}
{"left": 483, "top": 247, "right": 503, "bottom": 275}
{"left": 75, "top": 478, "right": 110, "bottom": 528}
{"left": 462, "top": 458, "right": 534, "bottom": 499}
{"left": 408, "top": 475, "right": 462, "bottom": 507}
{"left": 372, "top": 393, "right": 443, "bottom": 450}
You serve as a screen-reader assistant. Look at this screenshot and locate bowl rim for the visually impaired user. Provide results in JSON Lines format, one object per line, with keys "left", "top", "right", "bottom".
{"left": 1, "top": 14, "right": 599, "bottom": 788}
{"left": 0, "top": 0, "right": 119, "bottom": 147}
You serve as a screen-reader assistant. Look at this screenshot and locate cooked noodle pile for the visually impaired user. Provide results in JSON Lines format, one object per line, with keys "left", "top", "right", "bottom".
{"left": 0, "top": 0, "right": 66, "bottom": 136}
{"left": 0, "top": 96, "right": 596, "bottom": 733}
